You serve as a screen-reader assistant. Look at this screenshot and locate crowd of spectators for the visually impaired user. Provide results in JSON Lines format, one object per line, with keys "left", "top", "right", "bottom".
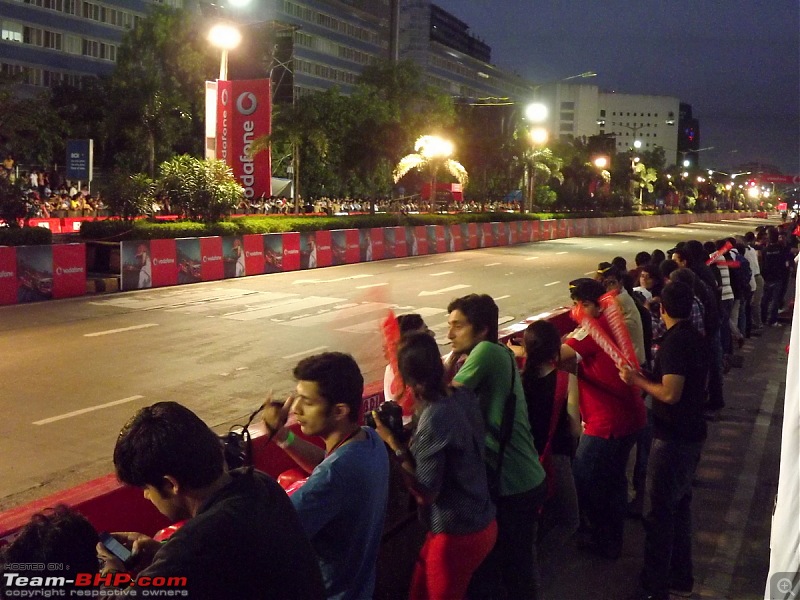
{"left": 1, "top": 219, "right": 796, "bottom": 600}
{"left": 233, "top": 196, "right": 521, "bottom": 216}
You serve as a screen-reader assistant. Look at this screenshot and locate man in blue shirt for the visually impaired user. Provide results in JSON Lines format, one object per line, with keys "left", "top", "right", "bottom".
{"left": 265, "top": 352, "right": 390, "bottom": 600}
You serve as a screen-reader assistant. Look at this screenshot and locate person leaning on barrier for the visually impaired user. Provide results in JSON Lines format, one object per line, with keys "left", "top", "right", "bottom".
{"left": 446, "top": 293, "right": 546, "bottom": 600}
{"left": 373, "top": 331, "right": 498, "bottom": 600}
{"left": 102, "top": 401, "right": 324, "bottom": 600}
{"left": 263, "top": 352, "right": 390, "bottom": 600}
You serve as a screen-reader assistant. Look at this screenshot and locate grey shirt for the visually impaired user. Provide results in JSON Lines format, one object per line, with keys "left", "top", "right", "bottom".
{"left": 411, "top": 387, "right": 496, "bottom": 534}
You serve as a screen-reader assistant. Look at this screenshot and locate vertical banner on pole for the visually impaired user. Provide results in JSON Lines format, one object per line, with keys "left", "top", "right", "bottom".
{"left": 218, "top": 79, "right": 272, "bottom": 200}
{"left": 0, "top": 246, "right": 17, "bottom": 305}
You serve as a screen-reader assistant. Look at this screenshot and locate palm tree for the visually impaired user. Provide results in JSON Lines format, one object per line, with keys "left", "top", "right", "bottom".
{"left": 393, "top": 135, "right": 468, "bottom": 208}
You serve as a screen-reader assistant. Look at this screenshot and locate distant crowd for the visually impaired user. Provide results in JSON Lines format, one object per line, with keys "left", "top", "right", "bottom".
{"left": 1, "top": 214, "right": 796, "bottom": 598}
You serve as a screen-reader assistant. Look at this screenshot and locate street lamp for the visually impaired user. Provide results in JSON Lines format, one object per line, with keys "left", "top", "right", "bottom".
{"left": 208, "top": 23, "right": 242, "bottom": 80}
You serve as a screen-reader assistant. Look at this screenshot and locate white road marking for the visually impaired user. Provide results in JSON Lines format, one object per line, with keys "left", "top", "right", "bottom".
{"left": 418, "top": 284, "right": 471, "bottom": 297}
{"left": 430, "top": 271, "right": 454, "bottom": 277}
{"left": 556, "top": 251, "right": 568, "bottom": 255}
{"left": 544, "top": 281, "right": 561, "bottom": 287}
{"left": 584, "top": 271, "right": 596, "bottom": 275}
{"left": 223, "top": 296, "right": 346, "bottom": 321}
{"left": 281, "top": 346, "right": 329, "bottom": 360}
{"left": 495, "top": 295, "right": 511, "bottom": 300}
{"left": 355, "top": 283, "right": 389, "bottom": 289}
{"left": 287, "top": 303, "right": 392, "bottom": 327}
{"left": 395, "top": 263, "right": 411, "bottom": 267}
{"left": 293, "top": 274, "right": 372, "bottom": 284}
{"left": 34, "top": 395, "right": 145, "bottom": 425}
{"left": 437, "top": 258, "right": 463, "bottom": 264}
{"left": 621, "top": 240, "right": 630, "bottom": 244}
{"left": 485, "top": 262, "right": 501, "bottom": 267}
{"left": 498, "top": 316, "right": 514, "bottom": 325}
{"left": 525, "top": 256, "right": 540, "bottom": 260}
{"left": 84, "top": 324, "right": 158, "bottom": 337}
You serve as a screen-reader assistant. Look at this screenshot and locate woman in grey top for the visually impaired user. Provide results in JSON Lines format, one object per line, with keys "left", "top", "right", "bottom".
{"left": 374, "top": 332, "right": 497, "bottom": 600}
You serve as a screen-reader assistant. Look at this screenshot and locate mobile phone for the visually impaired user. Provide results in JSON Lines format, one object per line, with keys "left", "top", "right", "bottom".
{"left": 99, "top": 532, "right": 132, "bottom": 564}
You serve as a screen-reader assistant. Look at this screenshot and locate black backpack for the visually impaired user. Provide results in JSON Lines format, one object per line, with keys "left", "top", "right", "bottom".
{"left": 729, "top": 251, "right": 752, "bottom": 297}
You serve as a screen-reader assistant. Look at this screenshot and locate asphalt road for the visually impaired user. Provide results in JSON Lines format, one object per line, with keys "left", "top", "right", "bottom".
{"left": 0, "top": 217, "right": 772, "bottom": 509}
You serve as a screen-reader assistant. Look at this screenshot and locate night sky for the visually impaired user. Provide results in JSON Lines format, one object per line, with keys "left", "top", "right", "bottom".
{"left": 433, "top": 0, "right": 800, "bottom": 174}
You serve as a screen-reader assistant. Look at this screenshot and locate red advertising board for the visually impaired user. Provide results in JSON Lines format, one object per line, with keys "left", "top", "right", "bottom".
{"left": 29, "top": 219, "right": 62, "bottom": 233}
{"left": 448, "top": 224, "right": 462, "bottom": 251}
{"left": 344, "top": 229, "right": 360, "bottom": 263}
{"left": 242, "top": 234, "right": 265, "bottom": 276}
{"left": 390, "top": 227, "right": 407, "bottom": 258}
{"left": 509, "top": 222, "right": 519, "bottom": 245}
{"left": 467, "top": 223, "right": 478, "bottom": 249}
{"left": 414, "top": 226, "right": 428, "bottom": 255}
{"left": 495, "top": 223, "right": 509, "bottom": 246}
{"left": 151, "top": 238, "right": 178, "bottom": 288}
{"left": 530, "top": 220, "right": 540, "bottom": 242}
{"left": 370, "top": 229, "right": 384, "bottom": 261}
{"left": 0, "top": 246, "right": 17, "bottom": 305}
{"left": 217, "top": 79, "right": 272, "bottom": 200}
{"left": 558, "top": 220, "right": 567, "bottom": 239}
{"left": 315, "top": 230, "right": 333, "bottom": 267}
{"left": 481, "top": 223, "right": 494, "bottom": 247}
{"left": 541, "top": 220, "right": 552, "bottom": 240}
{"left": 282, "top": 232, "right": 301, "bottom": 272}
{"left": 199, "top": 237, "right": 224, "bottom": 281}
{"left": 52, "top": 244, "right": 86, "bottom": 299}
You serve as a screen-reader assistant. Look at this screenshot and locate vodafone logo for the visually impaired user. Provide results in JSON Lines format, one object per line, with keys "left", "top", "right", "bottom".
{"left": 220, "top": 88, "right": 229, "bottom": 106}
{"left": 245, "top": 250, "right": 263, "bottom": 258}
{"left": 236, "top": 92, "right": 257, "bottom": 116}
{"left": 153, "top": 258, "right": 175, "bottom": 266}
{"left": 202, "top": 255, "right": 222, "bottom": 263}
{"left": 56, "top": 266, "right": 84, "bottom": 275}
{"left": 0, "top": 270, "right": 13, "bottom": 278}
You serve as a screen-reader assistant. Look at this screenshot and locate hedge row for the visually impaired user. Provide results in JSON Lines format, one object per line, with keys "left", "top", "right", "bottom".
{"left": 0, "top": 226, "right": 53, "bottom": 246}
{"left": 77, "top": 210, "right": 674, "bottom": 241}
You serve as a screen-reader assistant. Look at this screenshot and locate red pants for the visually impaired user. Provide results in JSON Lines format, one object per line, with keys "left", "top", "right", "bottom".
{"left": 409, "top": 520, "right": 497, "bottom": 600}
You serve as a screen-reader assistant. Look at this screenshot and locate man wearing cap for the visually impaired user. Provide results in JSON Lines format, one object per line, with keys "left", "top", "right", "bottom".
{"left": 559, "top": 278, "right": 646, "bottom": 559}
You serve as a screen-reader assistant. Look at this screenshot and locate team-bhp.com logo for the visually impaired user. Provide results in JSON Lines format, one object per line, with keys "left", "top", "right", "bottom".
{"left": 3, "top": 569, "right": 188, "bottom": 597}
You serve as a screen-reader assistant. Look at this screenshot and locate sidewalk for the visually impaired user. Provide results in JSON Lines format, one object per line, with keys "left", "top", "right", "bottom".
{"left": 540, "top": 319, "right": 790, "bottom": 600}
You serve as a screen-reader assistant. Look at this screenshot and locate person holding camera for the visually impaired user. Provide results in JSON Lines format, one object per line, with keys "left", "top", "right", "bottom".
{"left": 372, "top": 332, "right": 497, "bottom": 600}
{"left": 263, "top": 352, "right": 390, "bottom": 600}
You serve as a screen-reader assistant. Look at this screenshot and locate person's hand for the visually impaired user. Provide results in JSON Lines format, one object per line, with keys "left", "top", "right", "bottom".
{"left": 262, "top": 391, "right": 293, "bottom": 438}
{"left": 506, "top": 339, "right": 525, "bottom": 357}
{"left": 372, "top": 410, "right": 402, "bottom": 453}
{"left": 97, "top": 532, "right": 160, "bottom": 574}
{"left": 619, "top": 366, "right": 637, "bottom": 385}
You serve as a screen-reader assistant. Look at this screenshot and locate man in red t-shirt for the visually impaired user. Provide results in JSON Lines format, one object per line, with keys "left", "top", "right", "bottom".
{"left": 559, "top": 278, "right": 645, "bottom": 559}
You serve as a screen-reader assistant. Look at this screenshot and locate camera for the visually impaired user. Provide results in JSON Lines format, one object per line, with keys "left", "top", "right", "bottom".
{"left": 365, "top": 400, "right": 406, "bottom": 442}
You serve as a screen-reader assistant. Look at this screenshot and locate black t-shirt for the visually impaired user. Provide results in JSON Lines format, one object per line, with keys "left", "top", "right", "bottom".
{"left": 651, "top": 321, "right": 709, "bottom": 443}
{"left": 136, "top": 469, "right": 325, "bottom": 600}
{"left": 521, "top": 369, "right": 573, "bottom": 456}
{"left": 761, "top": 243, "right": 791, "bottom": 282}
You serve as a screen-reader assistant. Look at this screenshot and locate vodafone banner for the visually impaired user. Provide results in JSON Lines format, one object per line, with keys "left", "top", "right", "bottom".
{"left": 52, "top": 244, "right": 86, "bottom": 299}
{"left": 151, "top": 239, "right": 178, "bottom": 288}
{"left": 217, "top": 79, "right": 271, "bottom": 200}
{"left": 0, "top": 246, "right": 17, "bottom": 305}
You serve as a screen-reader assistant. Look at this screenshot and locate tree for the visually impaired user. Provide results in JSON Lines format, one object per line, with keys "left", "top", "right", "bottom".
{"left": 158, "top": 155, "right": 244, "bottom": 222}
{"left": 105, "top": 6, "right": 217, "bottom": 176}
{"left": 393, "top": 135, "right": 468, "bottom": 209}
{"left": 0, "top": 176, "right": 29, "bottom": 227}
{"left": 100, "top": 172, "right": 156, "bottom": 221}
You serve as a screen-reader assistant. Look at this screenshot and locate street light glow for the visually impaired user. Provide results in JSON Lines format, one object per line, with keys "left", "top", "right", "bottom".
{"left": 530, "top": 127, "right": 548, "bottom": 145}
{"left": 633, "top": 140, "right": 642, "bottom": 149}
{"left": 227, "top": 0, "right": 252, "bottom": 6}
{"left": 593, "top": 156, "right": 608, "bottom": 169}
{"left": 683, "top": 160, "right": 691, "bottom": 168}
{"left": 525, "top": 102, "right": 548, "bottom": 123}
{"left": 415, "top": 135, "right": 454, "bottom": 160}
{"left": 208, "top": 23, "right": 242, "bottom": 50}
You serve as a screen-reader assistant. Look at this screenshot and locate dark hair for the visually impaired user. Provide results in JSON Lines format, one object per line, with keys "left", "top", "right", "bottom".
{"left": 611, "top": 256, "right": 627, "bottom": 271}
{"left": 596, "top": 261, "right": 614, "bottom": 278}
{"left": 397, "top": 332, "right": 446, "bottom": 400}
{"left": 522, "top": 321, "right": 561, "bottom": 371}
{"left": 294, "top": 352, "right": 364, "bottom": 423}
{"left": 669, "top": 267, "right": 697, "bottom": 290}
{"left": 650, "top": 249, "right": 666, "bottom": 265}
{"left": 1, "top": 505, "right": 99, "bottom": 577}
{"left": 744, "top": 231, "right": 755, "bottom": 243}
{"left": 639, "top": 263, "right": 664, "bottom": 296}
{"left": 446, "top": 293, "right": 499, "bottom": 343}
{"left": 569, "top": 278, "right": 605, "bottom": 304}
{"left": 397, "top": 313, "right": 425, "bottom": 335}
{"left": 635, "top": 251, "right": 652, "bottom": 267}
{"left": 659, "top": 258, "right": 679, "bottom": 280}
{"left": 114, "top": 402, "right": 224, "bottom": 489}
{"left": 661, "top": 281, "right": 693, "bottom": 320}
{"left": 703, "top": 240, "right": 716, "bottom": 255}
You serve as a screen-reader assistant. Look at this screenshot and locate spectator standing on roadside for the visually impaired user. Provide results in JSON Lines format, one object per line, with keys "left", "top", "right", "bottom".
{"left": 374, "top": 332, "right": 497, "bottom": 600}
{"left": 760, "top": 229, "right": 792, "bottom": 326}
{"left": 620, "top": 282, "right": 709, "bottom": 600}
{"left": 102, "top": 401, "right": 324, "bottom": 600}
{"left": 515, "top": 321, "right": 581, "bottom": 554}
{"left": 559, "top": 279, "right": 646, "bottom": 559}
{"left": 263, "top": 352, "right": 390, "bottom": 600}
{"left": 447, "top": 293, "right": 546, "bottom": 600}
{"left": 596, "top": 263, "right": 648, "bottom": 366}
{"left": 743, "top": 232, "right": 764, "bottom": 332}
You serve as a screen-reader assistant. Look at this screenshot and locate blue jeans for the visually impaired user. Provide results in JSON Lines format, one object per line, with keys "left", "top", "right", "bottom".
{"left": 761, "top": 279, "right": 783, "bottom": 325}
{"left": 572, "top": 432, "right": 638, "bottom": 556}
{"left": 719, "top": 299, "right": 733, "bottom": 354}
{"left": 641, "top": 438, "right": 703, "bottom": 596}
